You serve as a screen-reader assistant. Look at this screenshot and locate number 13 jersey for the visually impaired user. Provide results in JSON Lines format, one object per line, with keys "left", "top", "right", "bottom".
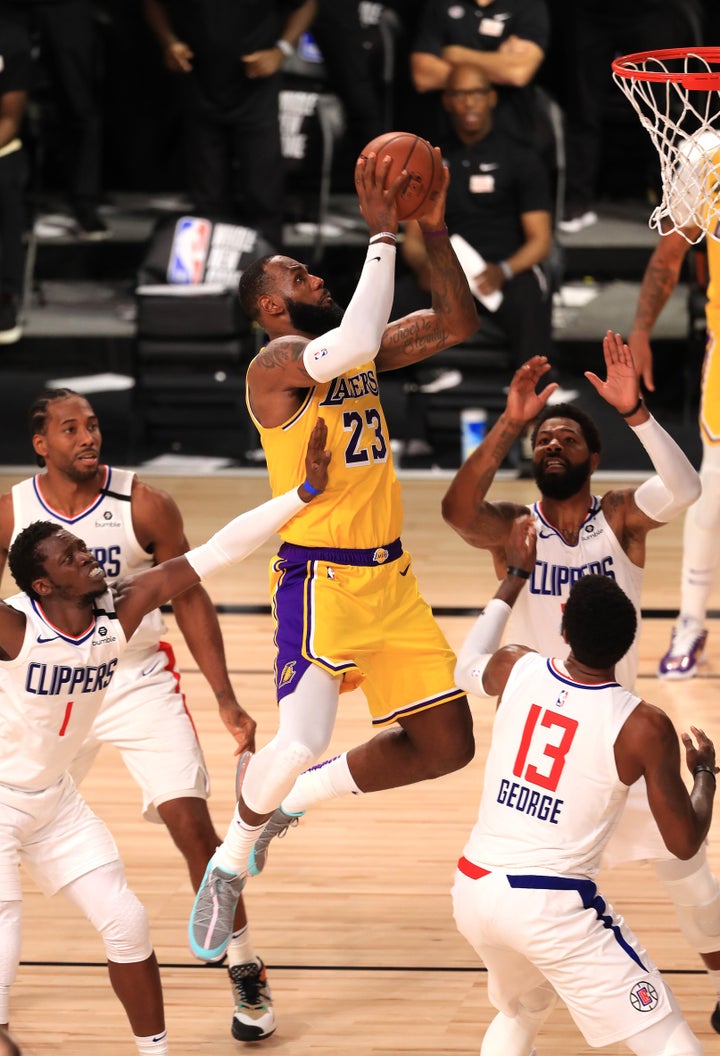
{"left": 464, "top": 652, "right": 640, "bottom": 878}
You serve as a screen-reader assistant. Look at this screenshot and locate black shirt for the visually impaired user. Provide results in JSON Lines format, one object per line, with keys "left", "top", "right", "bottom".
{"left": 413, "top": 0, "right": 550, "bottom": 142}
{"left": 441, "top": 127, "right": 551, "bottom": 260}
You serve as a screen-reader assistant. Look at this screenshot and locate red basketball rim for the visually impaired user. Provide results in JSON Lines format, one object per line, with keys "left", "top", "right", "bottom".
{"left": 612, "top": 47, "right": 720, "bottom": 89}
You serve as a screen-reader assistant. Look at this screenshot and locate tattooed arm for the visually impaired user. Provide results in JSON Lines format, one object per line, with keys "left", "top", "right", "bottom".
{"left": 441, "top": 356, "right": 556, "bottom": 556}
{"left": 376, "top": 162, "right": 479, "bottom": 371}
{"left": 628, "top": 226, "right": 695, "bottom": 393}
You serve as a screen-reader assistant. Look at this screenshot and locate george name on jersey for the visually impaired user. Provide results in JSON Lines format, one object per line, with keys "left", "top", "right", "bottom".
{"left": 496, "top": 777, "right": 563, "bottom": 824}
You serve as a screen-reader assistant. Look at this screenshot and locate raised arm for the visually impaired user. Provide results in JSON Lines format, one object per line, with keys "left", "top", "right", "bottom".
{"left": 615, "top": 708, "right": 716, "bottom": 860}
{"left": 375, "top": 158, "right": 479, "bottom": 371}
{"left": 115, "top": 419, "right": 330, "bottom": 640}
{"left": 628, "top": 229, "right": 694, "bottom": 392}
{"left": 587, "top": 331, "right": 700, "bottom": 548}
{"left": 441, "top": 356, "right": 556, "bottom": 550}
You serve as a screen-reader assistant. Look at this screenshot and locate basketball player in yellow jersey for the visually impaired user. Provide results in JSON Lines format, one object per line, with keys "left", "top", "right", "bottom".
{"left": 188, "top": 147, "right": 481, "bottom": 963}
{"left": 629, "top": 220, "right": 720, "bottom": 688}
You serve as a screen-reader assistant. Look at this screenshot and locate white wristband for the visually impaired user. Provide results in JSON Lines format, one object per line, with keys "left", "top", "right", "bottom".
{"left": 275, "top": 39, "right": 294, "bottom": 59}
{"left": 499, "top": 260, "right": 513, "bottom": 281}
{"left": 185, "top": 486, "right": 305, "bottom": 579}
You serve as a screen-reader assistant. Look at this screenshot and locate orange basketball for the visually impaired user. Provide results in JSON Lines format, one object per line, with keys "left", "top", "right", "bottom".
{"left": 357, "top": 131, "right": 444, "bottom": 221}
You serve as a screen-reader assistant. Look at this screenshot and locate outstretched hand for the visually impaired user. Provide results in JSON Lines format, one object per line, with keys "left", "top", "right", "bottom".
{"left": 584, "top": 331, "right": 641, "bottom": 414}
{"left": 415, "top": 147, "right": 449, "bottom": 232}
{"left": 681, "top": 725, "right": 718, "bottom": 777}
{"left": 302, "top": 417, "right": 331, "bottom": 498}
{"left": 505, "top": 355, "right": 558, "bottom": 424}
{"left": 354, "top": 151, "right": 404, "bottom": 236}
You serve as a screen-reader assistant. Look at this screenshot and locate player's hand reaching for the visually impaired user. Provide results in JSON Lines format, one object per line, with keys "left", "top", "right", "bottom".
{"left": 682, "top": 725, "right": 719, "bottom": 781}
{"left": 415, "top": 147, "right": 449, "bottom": 233}
{"left": 299, "top": 417, "right": 331, "bottom": 502}
{"left": 355, "top": 150, "right": 405, "bottom": 238}
{"left": 504, "top": 513, "right": 537, "bottom": 578}
{"left": 584, "top": 331, "right": 648, "bottom": 420}
{"left": 505, "top": 355, "right": 558, "bottom": 425}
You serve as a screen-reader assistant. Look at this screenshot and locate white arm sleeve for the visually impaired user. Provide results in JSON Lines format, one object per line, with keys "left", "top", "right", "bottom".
{"left": 454, "top": 598, "right": 512, "bottom": 697}
{"left": 632, "top": 414, "right": 702, "bottom": 523}
{"left": 185, "top": 487, "right": 305, "bottom": 579}
{"left": 302, "top": 241, "right": 396, "bottom": 383}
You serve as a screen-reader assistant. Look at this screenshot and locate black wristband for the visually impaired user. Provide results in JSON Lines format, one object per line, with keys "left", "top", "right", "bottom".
{"left": 507, "top": 566, "right": 531, "bottom": 580}
{"left": 693, "top": 764, "right": 717, "bottom": 782}
{"left": 620, "top": 396, "right": 644, "bottom": 419}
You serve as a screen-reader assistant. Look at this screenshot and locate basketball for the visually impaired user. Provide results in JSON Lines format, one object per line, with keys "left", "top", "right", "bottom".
{"left": 357, "top": 132, "right": 444, "bottom": 221}
{"left": 669, "top": 129, "right": 720, "bottom": 232}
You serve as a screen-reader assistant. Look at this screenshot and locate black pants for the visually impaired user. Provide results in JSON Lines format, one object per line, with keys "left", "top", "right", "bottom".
{"left": 6, "top": 0, "right": 103, "bottom": 209}
{"left": 180, "top": 74, "right": 285, "bottom": 250}
{"left": 0, "top": 148, "right": 27, "bottom": 297}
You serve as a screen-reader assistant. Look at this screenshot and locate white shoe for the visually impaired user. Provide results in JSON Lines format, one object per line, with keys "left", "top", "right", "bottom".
{"left": 419, "top": 369, "right": 463, "bottom": 394}
{"left": 558, "top": 209, "right": 598, "bottom": 234}
{"left": 547, "top": 385, "right": 579, "bottom": 405}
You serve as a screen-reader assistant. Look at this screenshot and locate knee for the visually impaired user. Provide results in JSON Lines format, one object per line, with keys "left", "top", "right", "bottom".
{"left": 98, "top": 885, "right": 153, "bottom": 963}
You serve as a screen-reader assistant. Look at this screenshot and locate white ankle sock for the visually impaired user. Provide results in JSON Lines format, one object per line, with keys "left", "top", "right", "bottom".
{"left": 134, "top": 1030, "right": 168, "bottom": 1055}
{"left": 215, "top": 808, "right": 264, "bottom": 874}
{"left": 283, "top": 752, "right": 362, "bottom": 813}
{"left": 228, "top": 925, "right": 257, "bottom": 968}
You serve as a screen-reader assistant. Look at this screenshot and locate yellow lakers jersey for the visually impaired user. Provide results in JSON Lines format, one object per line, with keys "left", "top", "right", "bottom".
{"left": 246, "top": 360, "right": 403, "bottom": 548}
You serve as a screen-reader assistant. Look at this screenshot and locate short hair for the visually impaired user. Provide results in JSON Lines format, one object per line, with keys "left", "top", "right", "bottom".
{"left": 238, "top": 256, "right": 275, "bottom": 321}
{"left": 28, "top": 387, "right": 83, "bottom": 468}
{"left": 562, "top": 574, "right": 637, "bottom": 669}
{"left": 7, "top": 520, "right": 63, "bottom": 598}
{"left": 530, "top": 402, "right": 602, "bottom": 456}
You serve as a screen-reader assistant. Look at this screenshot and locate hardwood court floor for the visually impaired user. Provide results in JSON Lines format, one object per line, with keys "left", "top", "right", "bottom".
{"left": 0, "top": 470, "right": 718, "bottom": 1055}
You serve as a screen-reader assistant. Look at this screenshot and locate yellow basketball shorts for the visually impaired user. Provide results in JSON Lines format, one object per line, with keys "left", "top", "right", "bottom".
{"left": 270, "top": 539, "right": 464, "bottom": 726}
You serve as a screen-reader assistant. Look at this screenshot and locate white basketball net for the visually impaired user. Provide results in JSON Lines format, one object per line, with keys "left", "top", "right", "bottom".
{"left": 613, "top": 50, "right": 720, "bottom": 243}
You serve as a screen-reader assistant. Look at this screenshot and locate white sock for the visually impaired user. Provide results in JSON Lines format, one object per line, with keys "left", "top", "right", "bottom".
{"left": 227, "top": 925, "right": 257, "bottom": 968}
{"left": 134, "top": 1030, "right": 168, "bottom": 1055}
{"left": 282, "top": 752, "right": 362, "bottom": 813}
{"left": 214, "top": 807, "right": 264, "bottom": 875}
{"left": 680, "top": 460, "right": 720, "bottom": 622}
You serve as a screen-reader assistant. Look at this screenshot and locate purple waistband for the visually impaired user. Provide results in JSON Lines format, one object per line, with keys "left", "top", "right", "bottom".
{"left": 277, "top": 537, "right": 403, "bottom": 567}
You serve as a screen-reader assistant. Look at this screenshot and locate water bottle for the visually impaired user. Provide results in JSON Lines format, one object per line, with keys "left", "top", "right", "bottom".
{"left": 460, "top": 408, "right": 487, "bottom": 462}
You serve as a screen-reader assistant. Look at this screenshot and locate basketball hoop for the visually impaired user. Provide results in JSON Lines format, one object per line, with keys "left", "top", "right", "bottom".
{"left": 612, "top": 47, "right": 720, "bottom": 243}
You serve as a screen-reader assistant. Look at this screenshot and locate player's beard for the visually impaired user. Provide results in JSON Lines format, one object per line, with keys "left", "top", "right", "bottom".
{"left": 285, "top": 298, "right": 344, "bottom": 337}
{"left": 533, "top": 456, "right": 592, "bottom": 500}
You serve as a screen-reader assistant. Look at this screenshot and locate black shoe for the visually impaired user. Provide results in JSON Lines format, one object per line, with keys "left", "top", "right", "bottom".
{"left": 0, "top": 295, "right": 21, "bottom": 344}
{"left": 74, "top": 205, "right": 111, "bottom": 241}
{"left": 711, "top": 1001, "right": 720, "bottom": 1033}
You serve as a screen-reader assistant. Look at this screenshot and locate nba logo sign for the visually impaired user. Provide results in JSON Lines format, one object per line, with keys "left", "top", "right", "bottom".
{"left": 629, "top": 980, "right": 659, "bottom": 1012}
{"left": 168, "top": 217, "right": 212, "bottom": 284}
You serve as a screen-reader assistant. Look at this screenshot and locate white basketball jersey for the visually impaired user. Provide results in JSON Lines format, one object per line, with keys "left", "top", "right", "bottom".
{"left": 463, "top": 652, "right": 639, "bottom": 876}
{"left": 0, "top": 590, "right": 127, "bottom": 791}
{"left": 509, "top": 497, "right": 643, "bottom": 688}
{"left": 11, "top": 468, "right": 165, "bottom": 656}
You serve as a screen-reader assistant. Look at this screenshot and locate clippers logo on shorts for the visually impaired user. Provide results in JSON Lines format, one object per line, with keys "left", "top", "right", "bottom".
{"left": 629, "top": 980, "right": 659, "bottom": 1012}
{"left": 167, "top": 217, "right": 211, "bottom": 284}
